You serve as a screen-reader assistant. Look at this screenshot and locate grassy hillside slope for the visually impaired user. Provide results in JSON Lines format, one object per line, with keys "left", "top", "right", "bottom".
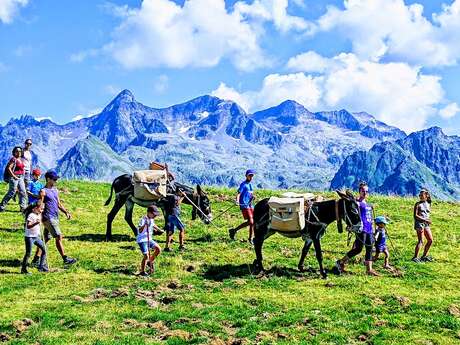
{"left": 0, "top": 181, "right": 459, "bottom": 344}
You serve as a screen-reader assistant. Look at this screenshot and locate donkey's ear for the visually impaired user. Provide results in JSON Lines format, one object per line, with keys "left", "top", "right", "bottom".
{"left": 336, "top": 190, "right": 347, "bottom": 199}
{"left": 196, "top": 184, "right": 203, "bottom": 195}
{"left": 345, "top": 189, "right": 355, "bottom": 199}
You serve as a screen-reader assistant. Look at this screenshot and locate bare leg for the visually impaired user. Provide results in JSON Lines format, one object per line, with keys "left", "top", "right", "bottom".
{"left": 179, "top": 230, "right": 185, "bottom": 247}
{"left": 422, "top": 227, "right": 433, "bottom": 258}
{"left": 140, "top": 254, "right": 148, "bottom": 273}
{"left": 55, "top": 236, "right": 66, "bottom": 258}
{"left": 413, "top": 229, "right": 424, "bottom": 259}
{"left": 383, "top": 249, "right": 392, "bottom": 269}
{"left": 372, "top": 250, "right": 381, "bottom": 262}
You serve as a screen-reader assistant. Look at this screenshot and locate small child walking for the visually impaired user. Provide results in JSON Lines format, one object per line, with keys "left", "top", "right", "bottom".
{"left": 412, "top": 188, "right": 433, "bottom": 263}
{"left": 372, "top": 216, "right": 392, "bottom": 269}
{"left": 21, "top": 201, "right": 48, "bottom": 274}
{"left": 137, "top": 205, "right": 162, "bottom": 277}
{"left": 164, "top": 189, "right": 186, "bottom": 252}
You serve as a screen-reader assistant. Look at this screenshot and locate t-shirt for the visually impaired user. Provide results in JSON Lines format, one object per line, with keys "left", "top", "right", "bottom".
{"left": 42, "top": 187, "right": 59, "bottom": 221}
{"left": 25, "top": 212, "right": 41, "bottom": 237}
{"left": 136, "top": 216, "right": 155, "bottom": 243}
{"left": 414, "top": 201, "right": 431, "bottom": 228}
{"left": 238, "top": 180, "right": 253, "bottom": 209}
{"left": 28, "top": 179, "right": 44, "bottom": 204}
{"left": 22, "top": 151, "right": 32, "bottom": 172}
{"left": 8, "top": 157, "right": 24, "bottom": 176}
{"left": 358, "top": 200, "right": 373, "bottom": 234}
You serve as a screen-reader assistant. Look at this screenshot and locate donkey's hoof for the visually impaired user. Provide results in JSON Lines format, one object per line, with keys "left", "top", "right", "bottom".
{"left": 252, "top": 260, "right": 263, "bottom": 274}
{"left": 298, "top": 265, "right": 305, "bottom": 273}
{"left": 321, "top": 272, "right": 328, "bottom": 279}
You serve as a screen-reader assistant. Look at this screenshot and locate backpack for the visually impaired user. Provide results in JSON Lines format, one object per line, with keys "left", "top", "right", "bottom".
{"left": 3, "top": 158, "right": 16, "bottom": 183}
{"left": 268, "top": 197, "right": 305, "bottom": 232}
{"left": 133, "top": 170, "right": 168, "bottom": 201}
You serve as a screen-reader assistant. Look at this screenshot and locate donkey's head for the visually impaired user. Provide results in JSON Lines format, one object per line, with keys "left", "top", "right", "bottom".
{"left": 336, "top": 190, "right": 363, "bottom": 233}
{"left": 192, "top": 185, "right": 213, "bottom": 224}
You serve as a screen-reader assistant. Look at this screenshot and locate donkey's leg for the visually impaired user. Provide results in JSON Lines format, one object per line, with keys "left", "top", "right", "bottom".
{"left": 298, "top": 239, "right": 313, "bottom": 272}
{"left": 253, "top": 229, "right": 275, "bottom": 274}
{"left": 124, "top": 199, "right": 138, "bottom": 237}
{"left": 106, "top": 197, "right": 126, "bottom": 241}
{"left": 313, "top": 238, "right": 327, "bottom": 279}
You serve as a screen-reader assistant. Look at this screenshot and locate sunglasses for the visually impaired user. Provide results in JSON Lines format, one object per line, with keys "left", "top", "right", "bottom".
{"left": 25, "top": 142, "right": 32, "bottom": 145}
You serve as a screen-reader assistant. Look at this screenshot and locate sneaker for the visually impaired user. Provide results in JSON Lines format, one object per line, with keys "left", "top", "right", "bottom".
{"left": 411, "top": 257, "right": 422, "bottom": 263}
{"left": 421, "top": 256, "right": 433, "bottom": 262}
{"left": 228, "top": 228, "right": 236, "bottom": 240}
{"left": 63, "top": 256, "right": 77, "bottom": 265}
{"left": 0, "top": 206, "right": 5, "bottom": 213}
{"left": 21, "top": 268, "right": 31, "bottom": 275}
{"left": 139, "top": 271, "right": 149, "bottom": 277}
{"left": 164, "top": 247, "right": 172, "bottom": 252}
{"left": 38, "top": 267, "right": 49, "bottom": 273}
{"left": 178, "top": 245, "right": 186, "bottom": 252}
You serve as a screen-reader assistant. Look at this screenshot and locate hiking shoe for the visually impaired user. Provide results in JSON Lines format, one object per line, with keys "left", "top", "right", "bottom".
{"left": 178, "top": 245, "right": 186, "bottom": 252}
{"left": 228, "top": 228, "right": 236, "bottom": 240}
{"left": 0, "top": 206, "right": 5, "bottom": 212}
{"left": 63, "top": 256, "right": 77, "bottom": 265}
{"left": 21, "top": 268, "right": 31, "bottom": 275}
{"left": 38, "top": 267, "right": 49, "bottom": 273}
{"left": 421, "top": 256, "right": 433, "bottom": 262}
{"left": 411, "top": 257, "right": 422, "bottom": 263}
{"left": 164, "top": 247, "right": 172, "bottom": 252}
{"left": 139, "top": 271, "right": 149, "bottom": 277}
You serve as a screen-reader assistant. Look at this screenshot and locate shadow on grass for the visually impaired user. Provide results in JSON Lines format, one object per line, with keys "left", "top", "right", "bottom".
{"left": 0, "top": 227, "right": 21, "bottom": 233}
{"left": 66, "top": 234, "right": 132, "bottom": 242}
{"left": 0, "top": 259, "right": 22, "bottom": 267}
{"left": 188, "top": 233, "right": 213, "bottom": 243}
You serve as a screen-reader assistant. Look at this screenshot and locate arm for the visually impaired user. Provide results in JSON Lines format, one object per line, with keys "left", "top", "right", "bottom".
{"left": 26, "top": 217, "right": 41, "bottom": 229}
{"left": 7, "top": 160, "right": 18, "bottom": 179}
{"left": 138, "top": 217, "right": 149, "bottom": 233}
{"left": 414, "top": 203, "right": 431, "bottom": 224}
{"left": 57, "top": 194, "right": 71, "bottom": 220}
{"left": 235, "top": 193, "right": 241, "bottom": 205}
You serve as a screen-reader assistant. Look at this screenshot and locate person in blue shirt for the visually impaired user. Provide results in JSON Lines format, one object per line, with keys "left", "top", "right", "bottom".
{"left": 229, "top": 169, "right": 255, "bottom": 244}
{"left": 27, "top": 168, "right": 44, "bottom": 205}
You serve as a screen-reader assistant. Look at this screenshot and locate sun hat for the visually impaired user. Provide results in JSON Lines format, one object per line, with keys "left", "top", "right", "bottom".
{"left": 44, "top": 170, "right": 59, "bottom": 180}
{"left": 245, "top": 169, "right": 256, "bottom": 176}
{"left": 147, "top": 205, "right": 161, "bottom": 216}
{"left": 374, "top": 216, "right": 388, "bottom": 224}
{"left": 32, "top": 168, "right": 41, "bottom": 176}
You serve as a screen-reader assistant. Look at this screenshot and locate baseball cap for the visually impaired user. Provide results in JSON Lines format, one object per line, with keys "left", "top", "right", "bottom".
{"left": 32, "top": 168, "right": 41, "bottom": 176}
{"left": 147, "top": 205, "right": 161, "bottom": 216}
{"left": 45, "top": 170, "right": 60, "bottom": 180}
{"left": 374, "top": 216, "right": 388, "bottom": 224}
{"left": 245, "top": 169, "right": 256, "bottom": 176}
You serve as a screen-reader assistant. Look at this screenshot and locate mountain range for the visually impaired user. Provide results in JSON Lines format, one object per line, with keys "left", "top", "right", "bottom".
{"left": 1, "top": 89, "right": 459, "bottom": 200}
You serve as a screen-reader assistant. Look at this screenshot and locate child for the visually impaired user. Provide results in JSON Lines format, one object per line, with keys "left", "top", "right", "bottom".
{"left": 27, "top": 168, "right": 44, "bottom": 204}
{"left": 164, "top": 189, "right": 186, "bottom": 252}
{"left": 21, "top": 201, "right": 48, "bottom": 274}
{"left": 412, "top": 188, "right": 433, "bottom": 263}
{"left": 137, "top": 205, "right": 162, "bottom": 276}
{"left": 372, "top": 216, "right": 392, "bottom": 269}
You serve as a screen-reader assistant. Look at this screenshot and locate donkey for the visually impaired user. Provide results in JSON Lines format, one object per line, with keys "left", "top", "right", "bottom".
{"left": 104, "top": 174, "right": 212, "bottom": 241}
{"left": 252, "top": 190, "right": 362, "bottom": 278}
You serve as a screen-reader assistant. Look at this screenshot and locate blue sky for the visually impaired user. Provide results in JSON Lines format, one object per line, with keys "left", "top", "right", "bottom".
{"left": 0, "top": 0, "right": 460, "bottom": 134}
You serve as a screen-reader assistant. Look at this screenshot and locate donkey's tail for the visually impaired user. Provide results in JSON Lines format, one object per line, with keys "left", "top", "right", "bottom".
{"left": 104, "top": 182, "right": 115, "bottom": 206}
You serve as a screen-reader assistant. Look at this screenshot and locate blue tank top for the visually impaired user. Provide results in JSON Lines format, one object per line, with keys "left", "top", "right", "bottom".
{"left": 358, "top": 200, "right": 373, "bottom": 234}
{"left": 43, "top": 187, "right": 59, "bottom": 221}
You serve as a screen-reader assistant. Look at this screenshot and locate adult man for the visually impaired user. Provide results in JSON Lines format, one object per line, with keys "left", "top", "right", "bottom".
{"left": 32, "top": 170, "right": 76, "bottom": 266}
{"left": 229, "top": 169, "right": 256, "bottom": 244}
{"left": 22, "top": 139, "right": 33, "bottom": 187}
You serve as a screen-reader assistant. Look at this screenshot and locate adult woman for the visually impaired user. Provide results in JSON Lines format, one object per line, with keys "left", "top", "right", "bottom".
{"left": 336, "top": 182, "right": 379, "bottom": 276}
{"left": 412, "top": 189, "right": 433, "bottom": 263}
{"left": 0, "top": 146, "right": 28, "bottom": 212}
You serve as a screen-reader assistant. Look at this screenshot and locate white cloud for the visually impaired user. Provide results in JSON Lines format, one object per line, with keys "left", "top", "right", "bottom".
{"left": 213, "top": 52, "right": 446, "bottom": 132}
{"left": 439, "top": 102, "right": 460, "bottom": 119}
{"left": 234, "top": 0, "right": 311, "bottom": 33}
{"left": 314, "top": 0, "right": 460, "bottom": 67}
{"left": 0, "top": 0, "right": 28, "bottom": 24}
{"left": 154, "top": 74, "right": 169, "bottom": 94}
{"left": 103, "top": 0, "right": 271, "bottom": 71}
{"left": 70, "top": 49, "right": 99, "bottom": 63}
{"left": 286, "top": 50, "right": 335, "bottom": 73}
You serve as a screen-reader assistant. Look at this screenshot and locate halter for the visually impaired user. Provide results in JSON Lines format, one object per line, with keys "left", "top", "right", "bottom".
{"left": 340, "top": 198, "right": 363, "bottom": 234}
{"left": 304, "top": 203, "right": 328, "bottom": 240}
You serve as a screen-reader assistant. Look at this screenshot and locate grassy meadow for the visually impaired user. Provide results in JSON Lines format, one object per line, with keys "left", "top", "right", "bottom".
{"left": 0, "top": 181, "right": 459, "bottom": 345}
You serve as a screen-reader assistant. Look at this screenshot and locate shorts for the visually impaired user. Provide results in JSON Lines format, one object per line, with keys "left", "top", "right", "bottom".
{"left": 375, "top": 234, "right": 387, "bottom": 252}
{"left": 167, "top": 215, "right": 185, "bottom": 234}
{"left": 414, "top": 222, "right": 430, "bottom": 231}
{"left": 43, "top": 218, "right": 62, "bottom": 240}
{"left": 138, "top": 240, "right": 158, "bottom": 255}
{"left": 241, "top": 207, "right": 254, "bottom": 220}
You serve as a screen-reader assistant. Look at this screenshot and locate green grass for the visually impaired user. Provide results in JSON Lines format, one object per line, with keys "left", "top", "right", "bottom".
{"left": 0, "top": 181, "right": 459, "bottom": 344}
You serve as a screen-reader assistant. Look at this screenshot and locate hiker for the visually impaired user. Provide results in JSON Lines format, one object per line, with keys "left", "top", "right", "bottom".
{"left": 336, "top": 182, "right": 380, "bottom": 276}
{"left": 412, "top": 188, "right": 433, "bottom": 263}
{"left": 31, "top": 170, "right": 76, "bottom": 266}
{"left": 137, "top": 205, "right": 162, "bottom": 276}
{"left": 229, "top": 169, "right": 256, "bottom": 244}
{"left": 372, "top": 216, "right": 392, "bottom": 269}
{"left": 0, "top": 146, "right": 27, "bottom": 212}
{"left": 21, "top": 201, "right": 48, "bottom": 274}
{"left": 22, "top": 139, "right": 33, "bottom": 187}
{"left": 27, "top": 168, "right": 44, "bottom": 204}
{"left": 164, "top": 189, "right": 186, "bottom": 252}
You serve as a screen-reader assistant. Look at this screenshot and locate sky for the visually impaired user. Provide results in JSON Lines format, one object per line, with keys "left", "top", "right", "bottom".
{"left": 1, "top": 0, "right": 460, "bottom": 134}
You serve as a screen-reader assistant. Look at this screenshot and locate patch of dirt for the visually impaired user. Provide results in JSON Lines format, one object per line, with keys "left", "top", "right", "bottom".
{"left": 221, "top": 321, "right": 238, "bottom": 337}
{"left": 0, "top": 333, "right": 10, "bottom": 342}
{"left": 166, "top": 280, "right": 180, "bottom": 289}
{"left": 395, "top": 296, "right": 410, "bottom": 307}
{"left": 227, "top": 339, "right": 246, "bottom": 345}
{"left": 208, "top": 338, "right": 226, "bottom": 345}
{"left": 357, "top": 334, "right": 368, "bottom": 342}
{"left": 374, "top": 319, "right": 388, "bottom": 327}
{"left": 448, "top": 304, "right": 460, "bottom": 317}
{"left": 186, "top": 265, "right": 196, "bottom": 272}
{"left": 192, "top": 302, "right": 205, "bottom": 309}
{"left": 12, "top": 319, "right": 34, "bottom": 333}
{"left": 233, "top": 278, "right": 247, "bottom": 286}
{"left": 255, "top": 331, "right": 275, "bottom": 343}
{"left": 325, "top": 282, "right": 335, "bottom": 288}
{"left": 159, "top": 329, "right": 192, "bottom": 341}
{"left": 372, "top": 297, "right": 385, "bottom": 306}
{"left": 111, "top": 288, "right": 129, "bottom": 298}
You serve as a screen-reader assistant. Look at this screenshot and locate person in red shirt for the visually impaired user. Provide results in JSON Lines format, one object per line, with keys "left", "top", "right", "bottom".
{"left": 0, "top": 146, "right": 28, "bottom": 212}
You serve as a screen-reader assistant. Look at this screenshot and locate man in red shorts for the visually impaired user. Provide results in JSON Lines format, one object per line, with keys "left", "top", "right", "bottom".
{"left": 229, "top": 169, "right": 255, "bottom": 244}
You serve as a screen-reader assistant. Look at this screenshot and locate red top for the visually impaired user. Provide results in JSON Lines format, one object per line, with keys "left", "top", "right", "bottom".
{"left": 9, "top": 157, "right": 24, "bottom": 176}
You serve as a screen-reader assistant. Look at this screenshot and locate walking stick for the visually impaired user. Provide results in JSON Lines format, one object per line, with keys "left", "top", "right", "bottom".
{"left": 146, "top": 217, "right": 153, "bottom": 274}
{"left": 177, "top": 188, "right": 220, "bottom": 231}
